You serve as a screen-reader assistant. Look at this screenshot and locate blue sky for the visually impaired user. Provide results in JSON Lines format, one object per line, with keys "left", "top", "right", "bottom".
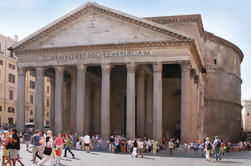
{"left": 0, "top": 0, "right": 250, "bottom": 100}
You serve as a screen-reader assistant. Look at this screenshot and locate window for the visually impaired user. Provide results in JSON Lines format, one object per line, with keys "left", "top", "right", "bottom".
{"left": 9, "top": 90, "right": 13, "bottom": 100}
{"left": 8, "top": 107, "right": 15, "bottom": 113}
{"left": 29, "top": 119, "right": 33, "bottom": 123}
{"left": 9, "top": 63, "right": 15, "bottom": 70}
{"left": 47, "top": 86, "right": 50, "bottom": 93}
{"left": 0, "top": 60, "right": 3, "bottom": 65}
{"left": 214, "top": 59, "right": 217, "bottom": 65}
{"left": 30, "top": 95, "right": 33, "bottom": 104}
{"left": 47, "top": 112, "right": 49, "bottom": 117}
{"left": 47, "top": 99, "right": 50, "bottom": 107}
{"left": 30, "top": 80, "right": 35, "bottom": 89}
{"left": 0, "top": 105, "right": 2, "bottom": 112}
{"left": 8, "top": 74, "right": 15, "bottom": 83}
{"left": 30, "top": 110, "right": 33, "bottom": 115}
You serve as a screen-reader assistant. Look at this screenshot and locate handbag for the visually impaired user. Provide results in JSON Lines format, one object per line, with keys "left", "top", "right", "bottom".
{"left": 44, "top": 143, "right": 52, "bottom": 155}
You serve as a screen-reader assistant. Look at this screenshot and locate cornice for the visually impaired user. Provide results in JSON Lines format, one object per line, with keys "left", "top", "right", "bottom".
{"left": 206, "top": 64, "right": 242, "bottom": 83}
{"left": 145, "top": 15, "right": 244, "bottom": 62}
{"left": 205, "top": 97, "right": 242, "bottom": 108}
{"left": 15, "top": 40, "right": 194, "bottom": 55}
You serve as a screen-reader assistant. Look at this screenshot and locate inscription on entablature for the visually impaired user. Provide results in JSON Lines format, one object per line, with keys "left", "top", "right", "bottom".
{"left": 42, "top": 50, "right": 151, "bottom": 62}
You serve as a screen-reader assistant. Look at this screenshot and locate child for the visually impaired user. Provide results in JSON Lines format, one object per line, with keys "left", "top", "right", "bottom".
{"left": 55, "top": 148, "right": 61, "bottom": 164}
{"left": 76, "top": 137, "right": 81, "bottom": 150}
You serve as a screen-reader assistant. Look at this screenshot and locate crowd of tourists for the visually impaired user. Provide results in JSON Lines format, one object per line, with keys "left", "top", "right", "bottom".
{"left": 184, "top": 136, "right": 251, "bottom": 162}
{"left": 0, "top": 128, "right": 251, "bottom": 165}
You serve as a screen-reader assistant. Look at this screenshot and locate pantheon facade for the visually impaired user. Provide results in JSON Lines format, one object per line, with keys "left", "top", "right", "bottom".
{"left": 11, "top": 2, "right": 243, "bottom": 142}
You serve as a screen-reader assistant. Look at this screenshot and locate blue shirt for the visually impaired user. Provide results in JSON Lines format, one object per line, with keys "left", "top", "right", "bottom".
{"left": 32, "top": 134, "right": 41, "bottom": 146}
{"left": 24, "top": 133, "right": 31, "bottom": 141}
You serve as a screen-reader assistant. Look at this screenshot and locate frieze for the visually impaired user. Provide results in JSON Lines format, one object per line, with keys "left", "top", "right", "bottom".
{"left": 42, "top": 50, "right": 151, "bottom": 63}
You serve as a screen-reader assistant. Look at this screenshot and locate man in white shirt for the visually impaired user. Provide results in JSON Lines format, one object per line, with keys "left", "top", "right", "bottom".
{"left": 83, "top": 132, "right": 91, "bottom": 153}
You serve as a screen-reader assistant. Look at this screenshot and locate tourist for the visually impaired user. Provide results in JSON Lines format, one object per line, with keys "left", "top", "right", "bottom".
{"left": 120, "top": 135, "right": 126, "bottom": 152}
{"left": 83, "top": 132, "right": 91, "bottom": 153}
{"left": 147, "top": 138, "right": 153, "bottom": 152}
{"left": 131, "top": 138, "right": 138, "bottom": 157}
{"left": 2, "top": 130, "right": 12, "bottom": 166}
{"left": 54, "top": 133, "right": 63, "bottom": 157}
{"left": 153, "top": 140, "right": 158, "bottom": 155}
{"left": 238, "top": 141, "right": 243, "bottom": 151}
{"left": 80, "top": 136, "right": 85, "bottom": 150}
{"left": 19, "top": 133, "right": 24, "bottom": 144}
{"left": 175, "top": 138, "right": 180, "bottom": 148}
{"left": 213, "top": 136, "right": 221, "bottom": 161}
{"left": 108, "top": 136, "right": 115, "bottom": 152}
{"left": 200, "top": 140, "right": 206, "bottom": 157}
{"left": 168, "top": 139, "right": 175, "bottom": 156}
{"left": 127, "top": 138, "right": 132, "bottom": 153}
{"left": 31, "top": 130, "right": 43, "bottom": 164}
{"left": 114, "top": 138, "right": 120, "bottom": 154}
{"left": 162, "top": 136, "right": 167, "bottom": 150}
{"left": 55, "top": 147, "right": 61, "bottom": 164}
{"left": 98, "top": 137, "right": 103, "bottom": 150}
{"left": 193, "top": 140, "right": 198, "bottom": 151}
{"left": 76, "top": 137, "right": 81, "bottom": 150}
{"left": 10, "top": 129, "right": 24, "bottom": 166}
{"left": 23, "top": 132, "right": 31, "bottom": 151}
{"left": 64, "top": 134, "right": 75, "bottom": 158}
{"left": 205, "top": 137, "right": 212, "bottom": 162}
{"left": 138, "top": 138, "right": 144, "bottom": 158}
{"left": 38, "top": 136, "right": 55, "bottom": 166}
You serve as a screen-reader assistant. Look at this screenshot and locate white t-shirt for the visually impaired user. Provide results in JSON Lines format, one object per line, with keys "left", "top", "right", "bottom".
{"left": 84, "top": 135, "right": 90, "bottom": 144}
{"left": 127, "top": 140, "right": 132, "bottom": 146}
{"left": 138, "top": 141, "right": 144, "bottom": 149}
{"left": 45, "top": 141, "right": 52, "bottom": 148}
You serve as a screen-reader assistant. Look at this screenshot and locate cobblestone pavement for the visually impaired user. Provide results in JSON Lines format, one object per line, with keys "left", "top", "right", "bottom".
{"left": 0, "top": 144, "right": 250, "bottom": 166}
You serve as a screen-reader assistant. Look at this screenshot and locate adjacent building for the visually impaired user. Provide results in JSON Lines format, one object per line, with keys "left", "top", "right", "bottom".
{"left": 242, "top": 99, "right": 251, "bottom": 132}
{"left": 11, "top": 2, "right": 243, "bottom": 142}
{"left": 0, "top": 34, "right": 50, "bottom": 127}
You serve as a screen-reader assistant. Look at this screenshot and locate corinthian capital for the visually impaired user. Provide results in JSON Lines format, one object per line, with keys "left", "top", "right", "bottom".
{"left": 35, "top": 67, "right": 44, "bottom": 76}
{"left": 17, "top": 66, "right": 26, "bottom": 76}
{"left": 126, "top": 63, "right": 136, "bottom": 73}
{"left": 153, "top": 62, "right": 163, "bottom": 72}
{"left": 77, "top": 64, "right": 87, "bottom": 74}
{"left": 101, "top": 64, "right": 112, "bottom": 74}
{"left": 55, "top": 66, "right": 64, "bottom": 74}
{"left": 179, "top": 60, "right": 191, "bottom": 71}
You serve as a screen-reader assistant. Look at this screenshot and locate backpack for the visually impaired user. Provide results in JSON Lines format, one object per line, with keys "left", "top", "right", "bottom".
{"left": 216, "top": 140, "right": 221, "bottom": 148}
{"left": 207, "top": 143, "right": 212, "bottom": 150}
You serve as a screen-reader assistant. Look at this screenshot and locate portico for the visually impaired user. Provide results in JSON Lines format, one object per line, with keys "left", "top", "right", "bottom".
{"left": 12, "top": 2, "right": 205, "bottom": 142}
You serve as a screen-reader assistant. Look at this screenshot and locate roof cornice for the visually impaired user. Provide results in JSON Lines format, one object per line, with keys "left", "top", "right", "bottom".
{"left": 15, "top": 40, "right": 194, "bottom": 55}
{"left": 145, "top": 15, "right": 244, "bottom": 62}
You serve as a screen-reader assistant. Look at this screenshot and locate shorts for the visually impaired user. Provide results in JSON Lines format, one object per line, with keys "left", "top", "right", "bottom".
{"left": 10, "top": 149, "right": 19, "bottom": 159}
{"left": 85, "top": 143, "right": 89, "bottom": 147}
{"left": 3, "top": 147, "right": 10, "bottom": 157}
{"left": 25, "top": 141, "right": 30, "bottom": 145}
{"left": 56, "top": 145, "right": 63, "bottom": 149}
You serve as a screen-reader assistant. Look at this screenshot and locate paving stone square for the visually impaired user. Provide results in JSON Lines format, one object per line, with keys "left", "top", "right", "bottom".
{"left": 0, "top": 144, "right": 250, "bottom": 166}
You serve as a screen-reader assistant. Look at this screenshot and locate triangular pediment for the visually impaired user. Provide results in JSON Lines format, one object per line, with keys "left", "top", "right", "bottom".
{"left": 13, "top": 2, "right": 194, "bottom": 50}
